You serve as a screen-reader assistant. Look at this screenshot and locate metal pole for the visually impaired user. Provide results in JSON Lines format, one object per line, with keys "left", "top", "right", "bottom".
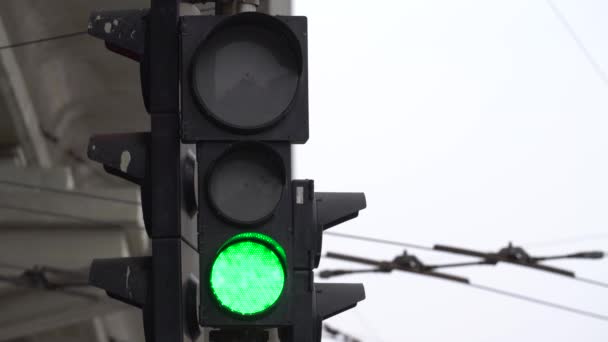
{"left": 264, "top": 0, "right": 292, "bottom": 15}
{"left": 239, "top": 0, "right": 259, "bottom": 12}
{"left": 216, "top": 0, "right": 292, "bottom": 15}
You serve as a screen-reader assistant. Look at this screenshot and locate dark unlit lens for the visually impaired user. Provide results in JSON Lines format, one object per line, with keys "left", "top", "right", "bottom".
{"left": 208, "top": 144, "right": 285, "bottom": 224}
{"left": 193, "top": 25, "right": 299, "bottom": 130}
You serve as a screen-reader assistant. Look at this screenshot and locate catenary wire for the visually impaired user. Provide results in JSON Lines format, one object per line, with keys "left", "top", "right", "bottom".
{"left": 324, "top": 231, "right": 606, "bottom": 262}
{"left": 325, "top": 231, "right": 435, "bottom": 251}
{"left": 321, "top": 257, "right": 608, "bottom": 322}
{"left": 467, "top": 282, "right": 608, "bottom": 321}
{"left": 0, "top": 31, "right": 87, "bottom": 51}
{"left": 325, "top": 233, "right": 608, "bottom": 288}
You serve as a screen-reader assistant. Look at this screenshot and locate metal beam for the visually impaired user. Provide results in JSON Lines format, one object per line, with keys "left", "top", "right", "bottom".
{"left": 0, "top": 292, "right": 127, "bottom": 342}
{"left": 0, "top": 222, "right": 143, "bottom": 341}
{"left": 0, "top": 166, "right": 71, "bottom": 187}
{"left": 0, "top": 225, "right": 133, "bottom": 340}
{"left": 0, "top": 166, "right": 142, "bottom": 229}
{"left": 0, "top": 189, "right": 141, "bottom": 228}
{"left": 0, "top": 16, "right": 52, "bottom": 168}
{"left": 0, "top": 165, "right": 147, "bottom": 340}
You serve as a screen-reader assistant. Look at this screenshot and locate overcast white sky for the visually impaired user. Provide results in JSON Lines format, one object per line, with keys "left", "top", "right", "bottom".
{"left": 292, "top": 1, "right": 608, "bottom": 341}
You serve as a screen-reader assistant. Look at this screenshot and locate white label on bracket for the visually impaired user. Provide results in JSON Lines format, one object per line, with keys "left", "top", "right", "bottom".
{"left": 296, "top": 186, "right": 304, "bottom": 204}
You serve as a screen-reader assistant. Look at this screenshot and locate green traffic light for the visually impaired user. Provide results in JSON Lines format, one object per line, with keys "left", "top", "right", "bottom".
{"left": 209, "top": 233, "right": 286, "bottom": 317}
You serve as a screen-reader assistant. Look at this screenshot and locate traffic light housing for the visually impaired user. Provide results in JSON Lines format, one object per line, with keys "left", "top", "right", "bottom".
{"left": 181, "top": 12, "right": 366, "bottom": 341}
{"left": 180, "top": 13, "right": 308, "bottom": 142}
{"left": 85, "top": 5, "right": 200, "bottom": 342}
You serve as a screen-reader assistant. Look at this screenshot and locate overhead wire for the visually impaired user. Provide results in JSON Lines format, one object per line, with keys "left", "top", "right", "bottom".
{"left": 321, "top": 253, "right": 608, "bottom": 322}
{"left": 576, "top": 276, "right": 608, "bottom": 289}
{"left": 1, "top": 178, "right": 605, "bottom": 254}
{"left": 3, "top": 197, "right": 604, "bottom": 283}
{"left": 3, "top": 194, "right": 603, "bottom": 277}
{"left": 522, "top": 233, "right": 608, "bottom": 248}
{"left": 433, "top": 244, "right": 608, "bottom": 289}
{"left": 3, "top": 188, "right": 607, "bottom": 310}
{"left": 0, "top": 204, "right": 125, "bottom": 229}
{"left": 325, "top": 231, "right": 435, "bottom": 252}
{"left": 0, "top": 31, "right": 87, "bottom": 51}
{"left": 0, "top": 28, "right": 125, "bottom": 194}
{"left": 4, "top": 198, "right": 608, "bottom": 325}
{"left": 468, "top": 282, "right": 608, "bottom": 321}
{"left": 326, "top": 231, "right": 608, "bottom": 257}
{"left": 545, "top": 0, "right": 608, "bottom": 88}
{"left": 325, "top": 232, "right": 608, "bottom": 288}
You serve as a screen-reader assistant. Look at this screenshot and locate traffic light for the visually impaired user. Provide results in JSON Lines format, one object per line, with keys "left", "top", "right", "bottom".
{"left": 180, "top": 11, "right": 304, "bottom": 328}
{"left": 85, "top": 4, "right": 200, "bottom": 342}
{"left": 84, "top": 3, "right": 366, "bottom": 342}
{"left": 180, "top": 11, "right": 366, "bottom": 341}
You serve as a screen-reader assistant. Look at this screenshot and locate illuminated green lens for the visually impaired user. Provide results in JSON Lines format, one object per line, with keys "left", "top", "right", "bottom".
{"left": 210, "top": 233, "right": 286, "bottom": 316}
